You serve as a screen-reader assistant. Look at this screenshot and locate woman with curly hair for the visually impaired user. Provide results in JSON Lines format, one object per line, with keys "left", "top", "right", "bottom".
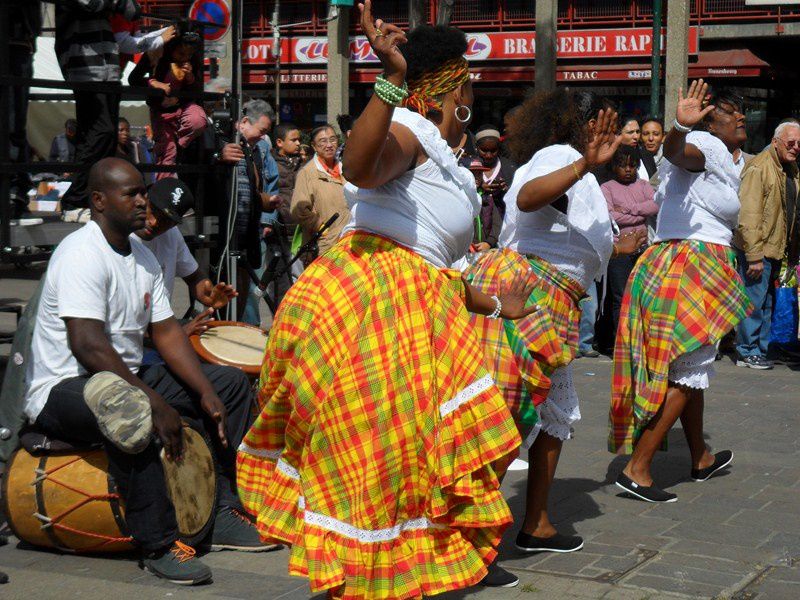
{"left": 236, "top": 2, "right": 538, "bottom": 597}
{"left": 467, "top": 89, "right": 645, "bottom": 554}
{"left": 609, "top": 81, "right": 751, "bottom": 502}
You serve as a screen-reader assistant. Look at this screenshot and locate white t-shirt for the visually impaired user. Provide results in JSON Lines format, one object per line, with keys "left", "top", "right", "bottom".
{"left": 342, "top": 108, "right": 480, "bottom": 268}
{"left": 138, "top": 227, "right": 198, "bottom": 299}
{"left": 655, "top": 131, "right": 741, "bottom": 246}
{"left": 25, "top": 221, "right": 173, "bottom": 421}
{"left": 499, "top": 144, "right": 613, "bottom": 291}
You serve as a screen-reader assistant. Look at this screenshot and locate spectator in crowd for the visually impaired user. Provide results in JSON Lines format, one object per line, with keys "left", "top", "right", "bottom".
{"left": 110, "top": 14, "right": 175, "bottom": 68}
{"left": 214, "top": 99, "right": 280, "bottom": 322}
{"left": 619, "top": 116, "right": 641, "bottom": 147}
{"left": 638, "top": 117, "right": 665, "bottom": 181}
{"left": 272, "top": 123, "right": 303, "bottom": 257}
{"left": 298, "top": 143, "right": 312, "bottom": 164}
{"left": 139, "top": 124, "right": 156, "bottom": 160}
{"left": 602, "top": 145, "right": 660, "bottom": 342}
{"left": 129, "top": 20, "right": 207, "bottom": 180}
{"left": 57, "top": 0, "right": 141, "bottom": 223}
{"left": 49, "top": 119, "right": 78, "bottom": 164}
{"left": 9, "top": 1, "right": 42, "bottom": 222}
{"left": 335, "top": 113, "right": 353, "bottom": 162}
{"left": 116, "top": 117, "right": 145, "bottom": 164}
{"left": 290, "top": 124, "right": 351, "bottom": 261}
{"left": 733, "top": 120, "right": 800, "bottom": 370}
{"left": 473, "top": 124, "right": 516, "bottom": 250}
{"left": 461, "top": 157, "right": 498, "bottom": 248}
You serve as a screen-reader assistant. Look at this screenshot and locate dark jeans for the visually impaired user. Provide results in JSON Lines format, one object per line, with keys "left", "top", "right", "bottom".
{"left": 34, "top": 364, "right": 253, "bottom": 552}
{"left": 61, "top": 89, "right": 121, "bottom": 210}
{"left": 9, "top": 45, "right": 33, "bottom": 200}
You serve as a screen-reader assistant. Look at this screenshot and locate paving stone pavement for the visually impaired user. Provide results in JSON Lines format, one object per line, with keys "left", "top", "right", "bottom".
{"left": 2, "top": 263, "right": 800, "bottom": 599}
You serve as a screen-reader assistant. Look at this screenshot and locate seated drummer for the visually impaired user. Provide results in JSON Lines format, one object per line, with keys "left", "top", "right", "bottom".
{"left": 134, "top": 177, "right": 235, "bottom": 336}
{"left": 23, "top": 158, "right": 274, "bottom": 587}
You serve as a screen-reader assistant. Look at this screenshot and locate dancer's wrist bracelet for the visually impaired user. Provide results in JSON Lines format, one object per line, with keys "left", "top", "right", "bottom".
{"left": 488, "top": 295, "right": 502, "bottom": 319}
{"left": 672, "top": 119, "right": 693, "bottom": 134}
{"left": 374, "top": 75, "right": 408, "bottom": 107}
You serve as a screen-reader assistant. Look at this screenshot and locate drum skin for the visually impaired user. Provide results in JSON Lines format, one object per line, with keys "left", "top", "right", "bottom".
{"left": 1, "top": 426, "right": 216, "bottom": 553}
{"left": 189, "top": 320, "right": 267, "bottom": 377}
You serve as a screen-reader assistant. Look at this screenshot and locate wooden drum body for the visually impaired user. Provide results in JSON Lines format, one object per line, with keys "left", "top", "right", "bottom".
{"left": 189, "top": 320, "right": 268, "bottom": 378}
{"left": 1, "top": 426, "right": 216, "bottom": 553}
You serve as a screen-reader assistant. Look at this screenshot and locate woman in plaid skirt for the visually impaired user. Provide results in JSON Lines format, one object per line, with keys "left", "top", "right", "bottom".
{"left": 236, "top": 3, "right": 542, "bottom": 598}
{"left": 466, "top": 91, "right": 646, "bottom": 555}
{"left": 609, "top": 81, "right": 752, "bottom": 503}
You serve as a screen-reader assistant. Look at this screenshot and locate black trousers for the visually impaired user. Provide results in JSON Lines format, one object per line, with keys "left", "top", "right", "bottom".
{"left": 34, "top": 364, "right": 253, "bottom": 552}
{"left": 605, "top": 252, "right": 644, "bottom": 344}
{"left": 61, "top": 89, "right": 121, "bottom": 210}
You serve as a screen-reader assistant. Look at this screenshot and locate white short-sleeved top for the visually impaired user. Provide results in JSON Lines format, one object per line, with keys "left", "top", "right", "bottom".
{"left": 499, "top": 144, "right": 614, "bottom": 291}
{"left": 138, "top": 227, "right": 199, "bottom": 299}
{"left": 342, "top": 108, "right": 481, "bottom": 268}
{"left": 25, "top": 221, "right": 173, "bottom": 421}
{"left": 654, "top": 131, "right": 741, "bottom": 246}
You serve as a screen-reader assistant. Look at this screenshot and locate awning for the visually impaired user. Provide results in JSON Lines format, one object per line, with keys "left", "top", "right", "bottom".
{"left": 243, "top": 48, "right": 770, "bottom": 86}
{"left": 688, "top": 48, "right": 770, "bottom": 78}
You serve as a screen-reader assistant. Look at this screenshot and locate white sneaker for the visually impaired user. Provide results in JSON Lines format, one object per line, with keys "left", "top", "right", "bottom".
{"left": 62, "top": 208, "right": 91, "bottom": 223}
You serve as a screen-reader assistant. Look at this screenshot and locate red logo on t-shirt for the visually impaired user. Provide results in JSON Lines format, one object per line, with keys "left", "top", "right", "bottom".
{"left": 144, "top": 292, "right": 151, "bottom": 311}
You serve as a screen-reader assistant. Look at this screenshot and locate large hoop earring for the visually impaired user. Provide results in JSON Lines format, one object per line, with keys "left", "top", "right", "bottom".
{"left": 455, "top": 105, "right": 472, "bottom": 124}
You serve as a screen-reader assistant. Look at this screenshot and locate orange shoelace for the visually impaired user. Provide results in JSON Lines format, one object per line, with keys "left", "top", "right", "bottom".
{"left": 231, "top": 508, "right": 255, "bottom": 526}
{"left": 170, "top": 540, "right": 197, "bottom": 563}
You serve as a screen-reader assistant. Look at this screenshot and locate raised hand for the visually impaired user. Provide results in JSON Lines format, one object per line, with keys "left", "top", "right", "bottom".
{"left": 584, "top": 108, "right": 622, "bottom": 168}
{"left": 676, "top": 79, "right": 715, "bottom": 128}
{"left": 359, "top": 0, "right": 407, "bottom": 81}
{"left": 497, "top": 274, "right": 539, "bottom": 320}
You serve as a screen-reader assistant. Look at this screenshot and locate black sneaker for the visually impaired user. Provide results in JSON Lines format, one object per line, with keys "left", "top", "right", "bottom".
{"left": 141, "top": 541, "right": 212, "bottom": 585}
{"left": 735, "top": 354, "right": 773, "bottom": 370}
{"left": 480, "top": 560, "right": 519, "bottom": 588}
{"left": 210, "top": 507, "right": 282, "bottom": 552}
{"left": 615, "top": 472, "right": 677, "bottom": 503}
{"left": 691, "top": 450, "right": 733, "bottom": 482}
{"left": 515, "top": 531, "right": 584, "bottom": 553}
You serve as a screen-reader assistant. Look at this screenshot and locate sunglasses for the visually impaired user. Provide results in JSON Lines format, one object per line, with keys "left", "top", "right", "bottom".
{"left": 777, "top": 138, "right": 800, "bottom": 149}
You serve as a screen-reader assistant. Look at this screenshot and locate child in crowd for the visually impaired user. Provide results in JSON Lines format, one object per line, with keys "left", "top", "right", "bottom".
{"left": 129, "top": 21, "right": 206, "bottom": 179}
{"left": 601, "top": 145, "right": 660, "bottom": 340}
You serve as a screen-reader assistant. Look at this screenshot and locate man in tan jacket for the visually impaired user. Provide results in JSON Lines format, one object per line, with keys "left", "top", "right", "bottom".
{"left": 733, "top": 120, "right": 800, "bottom": 369}
{"left": 290, "top": 124, "right": 351, "bottom": 261}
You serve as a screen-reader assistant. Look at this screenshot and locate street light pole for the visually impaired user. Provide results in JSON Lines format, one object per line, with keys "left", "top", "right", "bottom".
{"left": 650, "top": 0, "right": 663, "bottom": 117}
{"left": 272, "top": 0, "right": 281, "bottom": 123}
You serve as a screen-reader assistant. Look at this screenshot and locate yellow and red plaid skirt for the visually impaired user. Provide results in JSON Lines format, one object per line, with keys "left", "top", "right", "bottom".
{"left": 465, "top": 248, "right": 584, "bottom": 427}
{"left": 609, "top": 240, "right": 752, "bottom": 454}
{"left": 236, "top": 232, "right": 520, "bottom": 600}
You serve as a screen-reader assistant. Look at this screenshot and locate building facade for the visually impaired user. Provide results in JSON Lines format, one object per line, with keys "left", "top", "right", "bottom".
{"left": 142, "top": 0, "right": 800, "bottom": 149}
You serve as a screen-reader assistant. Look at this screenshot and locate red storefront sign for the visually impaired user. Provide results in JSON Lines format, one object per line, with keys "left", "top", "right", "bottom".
{"left": 242, "top": 27, "right": 700, "bottom": 65}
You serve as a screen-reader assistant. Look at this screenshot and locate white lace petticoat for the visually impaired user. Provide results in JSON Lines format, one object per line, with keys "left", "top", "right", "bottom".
{"left": 523, "top": 363, "right": 581, "bottom": 447}
{"left": 668, "top": 344, "right": 717, "bottom": 389}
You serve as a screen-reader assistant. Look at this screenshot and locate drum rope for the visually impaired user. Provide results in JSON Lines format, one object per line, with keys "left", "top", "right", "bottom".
{"left": 31, "top": 455, "right": 133, "bottom": 547}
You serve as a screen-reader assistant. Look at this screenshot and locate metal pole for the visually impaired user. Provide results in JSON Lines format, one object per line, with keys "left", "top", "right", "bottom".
{"left": 272, "top": 1, "right": 281, "bottom": 124}
{"left": 0, "top": 0, "right": 11, "bottom": 258}
{"left": 226, "top": 0, "right": 243, "bottom": 319}
{"left": 650, "top": 0, "right": 663, "bottom": 117}
{"left": 664, "top": 0, "right": 691, "bottom": 128}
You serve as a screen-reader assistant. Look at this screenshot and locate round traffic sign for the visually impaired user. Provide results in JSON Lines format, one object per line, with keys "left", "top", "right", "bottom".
{"left": 189, "top": 0, "right": 231, "bottom": 42}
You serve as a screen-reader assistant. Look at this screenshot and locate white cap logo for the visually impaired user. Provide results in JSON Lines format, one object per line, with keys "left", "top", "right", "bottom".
{"left": 171, "top": 187, "right": 184, "bottom": 206}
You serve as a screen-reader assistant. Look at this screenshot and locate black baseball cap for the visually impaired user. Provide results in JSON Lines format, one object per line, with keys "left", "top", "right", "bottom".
{"left": 147, "top": 178, "right": 194, "bottom": 224}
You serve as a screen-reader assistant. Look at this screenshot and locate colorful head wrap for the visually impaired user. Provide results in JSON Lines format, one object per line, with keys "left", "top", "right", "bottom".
{"left": 403, "top": 58, "right": 470, "bottom": 118}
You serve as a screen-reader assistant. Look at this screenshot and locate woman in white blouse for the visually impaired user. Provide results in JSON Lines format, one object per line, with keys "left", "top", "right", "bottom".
{"left": 468, "top": 90, "right": 645, "bottom": 555}
{"left": 610, "top": 80, "right": 752, "bottom": 503}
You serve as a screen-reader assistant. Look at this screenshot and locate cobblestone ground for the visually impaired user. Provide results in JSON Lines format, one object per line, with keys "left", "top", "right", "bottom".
{"left": 1, "top": 263, "right": 799, "bottom": 599}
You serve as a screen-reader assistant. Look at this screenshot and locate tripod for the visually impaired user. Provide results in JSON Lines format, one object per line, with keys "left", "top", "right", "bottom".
{"left": 240, "top": 213, "right": 340, "bottom": 316}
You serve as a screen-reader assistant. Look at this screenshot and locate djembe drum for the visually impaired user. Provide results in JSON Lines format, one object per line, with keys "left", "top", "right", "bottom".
{"left": 1, "top": 425, "right": 216, "bottom": 553}
{"left": 189, "top": 321, "right": 267, "bottom": 379}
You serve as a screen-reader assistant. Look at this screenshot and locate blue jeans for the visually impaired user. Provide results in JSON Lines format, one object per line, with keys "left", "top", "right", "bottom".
{"left": 578, "top": 282, "right": 598, "bottom": 352}
{"left": 735, "top": 250, "right": 781, "bottom": 358}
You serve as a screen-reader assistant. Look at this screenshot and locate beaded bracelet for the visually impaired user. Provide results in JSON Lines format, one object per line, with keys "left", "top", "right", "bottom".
{"left": 374, "top": 75, "right": 409, "bottom": 107}
{"left": 488, "top": 295, "right": 502, "bottom": 319}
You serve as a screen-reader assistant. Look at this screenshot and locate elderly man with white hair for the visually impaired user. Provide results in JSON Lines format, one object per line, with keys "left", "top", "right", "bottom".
{"left": 733, "top": 119, "right": 800, "bottom": 369}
